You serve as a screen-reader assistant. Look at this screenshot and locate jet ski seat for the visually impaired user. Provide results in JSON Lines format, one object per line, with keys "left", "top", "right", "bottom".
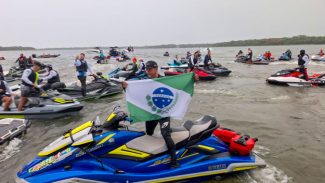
{"left": 126, "top": 115, "right": 218, "bottom": 155}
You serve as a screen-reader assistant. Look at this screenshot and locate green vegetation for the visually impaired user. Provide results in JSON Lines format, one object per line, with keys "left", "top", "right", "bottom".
{"left": 138, "top": 35, "right": 325, "bottom": 49}
{"left": 0, "top": 46, "right": 35, "bottom": 51}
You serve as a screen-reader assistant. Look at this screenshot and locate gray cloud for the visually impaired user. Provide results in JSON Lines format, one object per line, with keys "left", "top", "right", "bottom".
{"left": 0, "top": 0, "right": 324, "bottom": 48}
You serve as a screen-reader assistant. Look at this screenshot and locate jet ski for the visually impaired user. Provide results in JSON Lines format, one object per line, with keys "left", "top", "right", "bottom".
{"left": 163, "top": 51, "right": 170, "bottom": 56}
{"left": 266, "top": 68, "right": 325, "bottom": 87}
{"left": 108, "top": 68, "right": 133, "bottom": 81}
{"left": 199, "top": 63, "right": 232, "bottom": 77}
{"left": 279, "top": 50, "right": 292, "bottom": 61}
{"left": 0, "top": 91, "right": 83, "bottom": 119}
{"left": 109, "top": 47, "right": 121, "bottom": 57}
{"left": 57, "top": 74, "right": 123, "bottom": 101}
{"left": 311, "top": 54, "right": 325, "bottom": 62}
{"left": 161, "top": 59, "right": 189, "bottom": 69}
{"left": 255, "top": 54, "right": 275, "bottom": 62}
{"left": 0, "top": 118, "right": 31, "bottom": 145}
{"left": 32, "top": 54, "right": 60, "bottom": 59}
{"left": 235, "top": 56, "right": 269, "bottom": 65}
{"left": 164, "top": 68, "right": 217, "bottom": 81}
{"left": 5, "top": 65, "right": 46, "bottom": 78}
{"left": 17, "top": 107, "right": 265, "bottom": 183}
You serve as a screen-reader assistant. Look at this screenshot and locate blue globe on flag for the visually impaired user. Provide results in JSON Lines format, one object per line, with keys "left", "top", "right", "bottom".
{"left": 152, "top": 87, "right": 174, "bottom": 109}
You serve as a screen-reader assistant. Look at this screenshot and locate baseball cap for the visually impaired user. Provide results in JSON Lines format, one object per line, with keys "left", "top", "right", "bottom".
{"left": 146, "top": 60, "right": 158, "bottom": 69}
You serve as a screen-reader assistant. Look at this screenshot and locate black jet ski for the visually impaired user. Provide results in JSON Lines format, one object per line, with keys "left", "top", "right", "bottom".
{"left": 32, "top": 54, "right": 60, "bottom": 58}
{"left": 0, "top": 91, "right": 83, "bottom": 119}
{"left": 5, "top": 65, "right": 46, "bottom": 78}
{"left": 109, "top": 47, "right": 121, "bottom": 57}
{"left": 199, "top": 63, "right": 232, "bottom": 77}
{"left": 57, "top": 74, "right": 123, "bottom": 101}
{"left": 108, "top": 68, "right": 132, "bottom": 80}
{"left": 0, "top": 118, "right": 31, "bottom": 145}
{"left": 235, "top": 56, "right": 269, "bottom": 65}
{"left": 163, "top": 51, "right": 170, "bottom": 56}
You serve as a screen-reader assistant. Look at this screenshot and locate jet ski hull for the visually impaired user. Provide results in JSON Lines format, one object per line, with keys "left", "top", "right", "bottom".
{"left": 0, "top": 118, "right": 31, "bottom": 145}
{"left": 0, "top": 103, "right": 83, "bottom": 119}
{"left": 266, "top": 76, "right": 325, "bottom": 87}
{"left": 17, "top": 111, "right": 265, "bottom": 183}
{"left": 311, "top": 55, "right": 325, "bottom": 62}
{"left": 57, "top": 81, "right": 123, "bottom": 101}
{"left": 17, "top": 153, "right": 265, "bottom": 183}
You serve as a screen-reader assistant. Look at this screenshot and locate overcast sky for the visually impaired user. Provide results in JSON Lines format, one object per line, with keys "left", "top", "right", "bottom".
{"left": 0, "top": 0, "right": 324, "bottom": 48}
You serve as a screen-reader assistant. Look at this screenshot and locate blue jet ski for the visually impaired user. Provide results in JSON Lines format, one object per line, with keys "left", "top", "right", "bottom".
{"left": 17, "top": 107, "right": 265, "bottom": 183}
{"left": 279, "top": 50, "right": 292, "bottom": 61}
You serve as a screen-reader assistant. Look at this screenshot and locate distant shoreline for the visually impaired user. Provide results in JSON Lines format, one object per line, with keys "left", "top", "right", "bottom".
{"left": 1, "top": 35, "right": 325, "bottom": 51}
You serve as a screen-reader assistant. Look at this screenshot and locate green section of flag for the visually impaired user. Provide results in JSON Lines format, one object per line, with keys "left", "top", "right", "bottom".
{"left": 127, "top": 102, "right": 162, "bottom": 122}
{"left": 154, "top": 72, "right": 194, "bottom": 96}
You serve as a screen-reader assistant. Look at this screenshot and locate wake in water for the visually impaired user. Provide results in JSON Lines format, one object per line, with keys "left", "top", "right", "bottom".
{"left": 0, "top": 138, "right": 22, "bottom": 163}
{"left": 246, "top": 164, "right": 293, "bottom": 183}
{"left": 246, "top": 145, "right": 293, "bottom": 183}
{"left": 195, "top": 89, "right": 238, "bottom": 97}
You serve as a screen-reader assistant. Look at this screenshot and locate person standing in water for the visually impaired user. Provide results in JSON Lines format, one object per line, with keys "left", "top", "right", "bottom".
{"left": 74, "top": 53, "right": 95, "bottom": 96}
{"left": 298, "top": 49, "right": 310, "bottom": 80}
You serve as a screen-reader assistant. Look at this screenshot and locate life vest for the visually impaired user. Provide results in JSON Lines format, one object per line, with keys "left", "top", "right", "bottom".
{"left": 139, "top": 62, "right": 146, "bottom": 71}
{"left": 22, "top": 69, "right": 39, "bottom": 87}
{"left": 48, "top": 70, "right": 60, "bottom": 84}
{"left": 76, "top": 60, "right": 88, "bottom": 72}
{"left": 298, "top": 54, "right": 309, "bottom": 66}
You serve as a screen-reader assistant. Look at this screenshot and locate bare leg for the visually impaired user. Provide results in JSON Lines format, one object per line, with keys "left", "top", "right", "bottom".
{"left": 3, "top": 96, "right": 12, "bottom": 111}
{"left": 18, "top": 97, "right": 27, "bottom": 111}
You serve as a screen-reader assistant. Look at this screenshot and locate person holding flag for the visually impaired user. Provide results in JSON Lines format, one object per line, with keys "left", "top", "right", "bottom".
{"left": 122, "top": 60, "right": 196, "bottom": 168}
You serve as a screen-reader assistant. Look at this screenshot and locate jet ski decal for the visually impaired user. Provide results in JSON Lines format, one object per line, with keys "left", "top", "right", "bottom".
{"left": 29, "top": 147, "right": 74, "bottom": 173}
{"left": 53, "top": 98, "right": 75, "bottom": 104}
{"left": 108, "top": 145, "right": 151, "bottom": 159}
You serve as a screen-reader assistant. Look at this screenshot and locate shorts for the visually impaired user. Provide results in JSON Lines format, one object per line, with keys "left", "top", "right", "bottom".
{"left": 21, "top": 85, "right": 39, "bottom": 97}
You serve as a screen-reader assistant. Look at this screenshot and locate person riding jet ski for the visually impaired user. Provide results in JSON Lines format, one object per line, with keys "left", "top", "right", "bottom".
{"left": 39, "top": 64, "right": 61, "bottom": 91}
{"left": 279, "top": 49, "right": 292, "bottom": 61}
{"left": 319, "top": 49, "right": 324, "bottom": 57}
{"left": 298, "top": 49, "right": 310, "bottom": 80}
{"left": 246, "top": 48, "right": 253, "bottom": 61}
{"left": 263, "top": 51, "right": 273, "bottom": 61}
{"left": 0, "top": 77, "right": 13, "bottom": 111}
{"left": 188, "top": 51, "right": 201, "bottom": 70}
{"left": 122, "top": 60, "right": 179, "bottom": 168}
{"left": 74, "top": 53, "right": 95, "bottom": 96}
{"left": 97, "top": 50, "right": 106, "bottom": 64}
{"left": 18, "top": 61, "right": 43, "bottom": 111}
{"left": 135, "top": 59, "right": 146, "bottom": 76}
{"left": 121, "top": 57, "right": 138, "bottom": 78}
{"left": 203, "top": 48, "right": 213, "bottom": 68}
{"left": 15, "top": 54, "right": 28, "bottom": 70}
{"left": 236, "top": 50, "right": 244, "bottom": 57}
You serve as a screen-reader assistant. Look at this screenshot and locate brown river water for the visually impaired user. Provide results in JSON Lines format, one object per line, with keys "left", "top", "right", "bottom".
{"left": 0, "top": 45, "right": 325, "bottom": 183}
